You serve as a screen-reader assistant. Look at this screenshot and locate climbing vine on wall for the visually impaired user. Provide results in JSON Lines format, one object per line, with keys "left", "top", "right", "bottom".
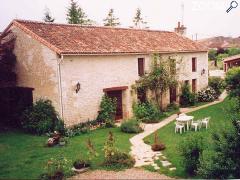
{"left": 134, "top": 53, "right": 180, "bottom": 110}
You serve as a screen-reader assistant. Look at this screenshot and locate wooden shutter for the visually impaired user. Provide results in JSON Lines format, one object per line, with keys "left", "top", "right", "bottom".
{"left": 192, "top": 58, "right": 197, "bottom": 72}
{"left": 138, "top": 58, "right": 144, "bottom": 76}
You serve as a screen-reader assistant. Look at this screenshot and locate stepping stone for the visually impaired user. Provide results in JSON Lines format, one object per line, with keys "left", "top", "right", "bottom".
{"left": 154, "top": 166, "right": 160, "bottom": 170}
{"left": 161, "top": 156, "right": 167, "bottom": 159}
{"left": 154, "top": 156, "right": 159, "bottom": 160}
{"left": 169, "top": 167, "right": 176, "bottom": 171}
{"left": 151, "top": 163, "right": 158, "bottom": 167}
{"left": 161, "top": 161, "right": 172, "bottom": 167}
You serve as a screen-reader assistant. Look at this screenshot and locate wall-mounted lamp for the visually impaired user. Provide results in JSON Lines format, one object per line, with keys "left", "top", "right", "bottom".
{"left": 76, "top": 82, "right": 81, "bottom": 93}
{"left": 201, "top": 69, "right": 206, "bottom": 75}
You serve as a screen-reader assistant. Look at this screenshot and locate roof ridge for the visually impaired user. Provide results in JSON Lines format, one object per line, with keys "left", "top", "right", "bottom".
{"left": 14, "top": 19, "right": 173, "bottom": 34}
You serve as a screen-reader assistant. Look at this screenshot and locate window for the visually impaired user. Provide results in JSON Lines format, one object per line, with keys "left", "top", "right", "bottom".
{"left": 192, "top": 79, "right": 197, "bottom": 93}
{"left": 170, "top": 59, "right": 176, "bottom": 74}
{"left": 192, "top": 57, "right": 197, "bottom": 72}
{"left": 138, "top": 58, "right": 145, "bottom": 76}
{"left": 184, "top": 80, "right": 189, "bottom": 85}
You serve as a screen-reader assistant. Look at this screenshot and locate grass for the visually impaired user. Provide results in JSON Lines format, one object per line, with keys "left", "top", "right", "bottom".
{"left": 0, "top": 127, "right": 134, "bottom": 179}
{"left": 144, "top": 98, "right": 232, "bottom": 178}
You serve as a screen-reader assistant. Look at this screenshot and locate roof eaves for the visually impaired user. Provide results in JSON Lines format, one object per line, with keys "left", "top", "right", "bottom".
{"left": 12, "top": 20, "right": 62, "bottom": 55}
{"left": 61, "top": 50, "right": 208, "bottom": 56}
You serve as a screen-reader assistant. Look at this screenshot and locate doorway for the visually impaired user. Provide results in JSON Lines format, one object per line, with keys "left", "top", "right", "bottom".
{"left": 170, "top": 87, "right": 177, "bottom": 103}
{"left": 106, "top": 90, "right": 123, "bottom": 120}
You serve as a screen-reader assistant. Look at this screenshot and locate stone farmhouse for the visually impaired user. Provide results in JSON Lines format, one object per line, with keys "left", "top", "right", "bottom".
{"left": 1, "top": 20, "right": 208, "bottom": 126}
{"left": 223, "top": 54, "right": 240, "bottom": 72}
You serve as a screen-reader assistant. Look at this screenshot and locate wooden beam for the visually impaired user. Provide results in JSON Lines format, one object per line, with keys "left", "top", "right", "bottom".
{"left": 103, "top": 86, "right": 128, "bottom": 92}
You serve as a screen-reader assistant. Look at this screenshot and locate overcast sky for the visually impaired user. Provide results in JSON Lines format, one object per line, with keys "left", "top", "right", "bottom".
{"left": 0, "top": 0, "right": 239, "bottom": 39}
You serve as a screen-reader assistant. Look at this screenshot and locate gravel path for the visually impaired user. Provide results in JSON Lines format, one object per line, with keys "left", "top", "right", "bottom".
{"left": 70, "top": 168, "right": 171, "bottom": 179}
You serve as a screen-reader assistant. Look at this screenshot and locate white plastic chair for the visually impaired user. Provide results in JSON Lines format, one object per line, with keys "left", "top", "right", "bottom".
{"left": 191, "top": 120, "right": 202, "bottom": 131}
{"left": 202, "top": 117, "right": 210, "bottom": 129}
{"left": 175, "top": 122, "right": 185, "bottom": 134}
{"left": 179, "top": 113, "right": 186, "bottom": 117}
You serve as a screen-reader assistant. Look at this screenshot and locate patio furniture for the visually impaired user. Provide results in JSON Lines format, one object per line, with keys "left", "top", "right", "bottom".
{"left": 176, "top": 115, "right": 194, "bottom": 131}
{"left": 178, "top": 113, "right": 186, "bottom": 117}
{"left": 175, "top": 122, "right": 185, "bottom": 134}
{"left": 202, "top": 117, "right": 210, "bottom": 129}
{"left": 191, "top": 120, "right": 202, "bottom": 131}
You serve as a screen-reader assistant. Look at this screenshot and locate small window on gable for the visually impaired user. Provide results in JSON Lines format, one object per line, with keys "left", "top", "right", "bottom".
{"left": 138, "top": 58, "right": 145, "bottom": 76}
{"left": 192, "top": 57, "right": 197, "bottom": 72}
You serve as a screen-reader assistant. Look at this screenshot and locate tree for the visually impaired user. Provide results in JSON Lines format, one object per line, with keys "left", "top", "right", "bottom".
{"left": 133, "top": 8, "right": 147, "bottom": 28}
{"left": 198, "top": 98, "right": 240, "bottom": 178}
{"left": 226, "top": 47, "right": 240, "bottom": 56}
{"left": 208, "top": 49, "right": 217, "bottom": 61}
{"left": 135, "top": 54, "right": 178, "bottom": 110}
{"left": 103, "top": 9, "right": 120, "bottom": 27}
{"left": 0, "top": 31, "right": 16, "bottom": 87}
{"left": 66, "top": 0, "right": 91, "bottom": 25}
{"left": 43, "top": 7, "right": 55, "bottom": 23}
{"left": 225, "top": 67, "right": 240, "bottom": 98}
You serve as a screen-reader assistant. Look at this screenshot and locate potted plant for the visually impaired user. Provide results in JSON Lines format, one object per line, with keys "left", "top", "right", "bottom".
{"left": 72, "top": 159, "right": 90, "bottom": 173}
{"left": 59, "top": 137, "right": 68, "bottom": 146}
{"left": 151, "top": 132, "right": 166, "bottom": 151}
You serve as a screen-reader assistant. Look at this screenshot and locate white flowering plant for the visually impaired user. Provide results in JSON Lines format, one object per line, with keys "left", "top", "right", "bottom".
{"left": 197, "top": 87, "right": 217, "bottom": 102}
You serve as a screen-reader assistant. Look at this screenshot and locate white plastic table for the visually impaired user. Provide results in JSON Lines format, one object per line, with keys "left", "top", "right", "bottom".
{"left": 176, "top": 115, "right": 194, "bottom": 131}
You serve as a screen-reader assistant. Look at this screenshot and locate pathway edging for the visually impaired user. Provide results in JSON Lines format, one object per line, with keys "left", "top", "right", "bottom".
{"left": 130, "top": 91, "right": 227, "bottom": 170}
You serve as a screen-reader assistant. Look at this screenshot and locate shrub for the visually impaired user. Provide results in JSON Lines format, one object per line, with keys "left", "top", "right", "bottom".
{"left": 166, "top": 102, "right": 179, "bottom": 112}
{"left": 133, "top": 102, "right": 160, "bottom": 123}
{"left": 208, "top": 77, "right": 225, "bottom": 97}
{"left": 86, "top": 138, "right": 98, "bottom": 161}
{"left": 198, "top": 98, "right": 240, "bottom": 179}
{"left": 40, "top": 156, "right": 70, "bottom": 180}
{"left": 225, "top": 67, "right": 240, "bottom": 98}
{"left": 120, "top": 118, "right": 143, "bottom": 133}
{"left": 104, "top": 150, "right": 135, "bottom": 168}
{"left": 103, "top": 131, "right": 135, "bottom": 168}
{"left": 97, "top": 95, "right": 117, "bottom": 125}
{"left": 197, "top": 87, "right": 217, "bottom": 102}
{"left": 151, "top": 132, "right": 166, "bottom": 151}
{"left": 178, "top": 134, "right": 204, "bottom": 176}
{"left": 180, "top": 84, "right": 197, "bottom": 106}
{"left": 21, "top": 99, "right": 64, "bottom": 135}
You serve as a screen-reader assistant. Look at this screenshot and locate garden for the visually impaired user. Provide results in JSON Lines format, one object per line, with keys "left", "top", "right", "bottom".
{"left": 0, "top": 54, "right": 239, "bottom": 179}
{"left": 144, "top": 67, "right": 240, "bottom": 179}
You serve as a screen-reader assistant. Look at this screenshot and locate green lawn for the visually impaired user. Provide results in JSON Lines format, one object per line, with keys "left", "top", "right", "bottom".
{"left": 144, "top": 98, "right": 233, "bottom": 178}
{"left": 0, "top": 127, "right": 134, "bottom": 179}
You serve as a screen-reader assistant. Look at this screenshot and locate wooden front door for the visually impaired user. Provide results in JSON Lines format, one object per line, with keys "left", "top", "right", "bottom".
{"left": 106, "top": 90, "right": 123, "bottom": 120}
{"left": 170, "top": 87, "right": 177, "bottom": 103}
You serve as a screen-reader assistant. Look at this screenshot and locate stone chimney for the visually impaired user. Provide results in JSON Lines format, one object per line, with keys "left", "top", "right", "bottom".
{"left": 174, "top": 22, "right": 187, "bottom": 36}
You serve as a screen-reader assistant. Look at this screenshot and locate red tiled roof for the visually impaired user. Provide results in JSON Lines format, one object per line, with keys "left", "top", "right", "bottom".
{"left": 224, "top": 54, "right": 240, "bottom": 62}
{"left": 4, "top": 20, "right": 207, "bottom": 55}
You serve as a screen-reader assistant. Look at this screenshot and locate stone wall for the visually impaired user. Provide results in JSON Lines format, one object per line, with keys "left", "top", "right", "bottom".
{"left": 12, "top": 26, "right": 60, "bottom": 113}
{"left": 11, "top": 25, "right": 208, "bottom": 125}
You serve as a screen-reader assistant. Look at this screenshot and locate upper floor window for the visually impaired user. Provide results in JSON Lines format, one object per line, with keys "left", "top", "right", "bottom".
{"left": 170, "top": 59, "right": 176, "bottom": 74}
{"left": 192, "top": 57, "right": 197, "bottom": 72}
{"left": 138, "top": 58, "right": 145, "bottom": 76}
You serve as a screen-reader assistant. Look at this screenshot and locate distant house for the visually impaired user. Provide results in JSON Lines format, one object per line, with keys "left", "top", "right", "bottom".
{"left": 223, "top": 54, "right": 240, "bottom": 72}
{"left": 1, "top": 20, "right": 208, "bottom": 126}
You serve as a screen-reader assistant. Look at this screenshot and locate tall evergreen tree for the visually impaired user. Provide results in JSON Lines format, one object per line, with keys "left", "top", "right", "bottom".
{"left": 66, "top": 0, "right": 91, "bottom": 25}
{"left": 43, "top": 7, "right": 55, "bottom": 23}
{"left": 103, "top": 9, "right": 120, "bottom": 27}
{"left": 133, "top": 8, "right": 147, "bottom": 29}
